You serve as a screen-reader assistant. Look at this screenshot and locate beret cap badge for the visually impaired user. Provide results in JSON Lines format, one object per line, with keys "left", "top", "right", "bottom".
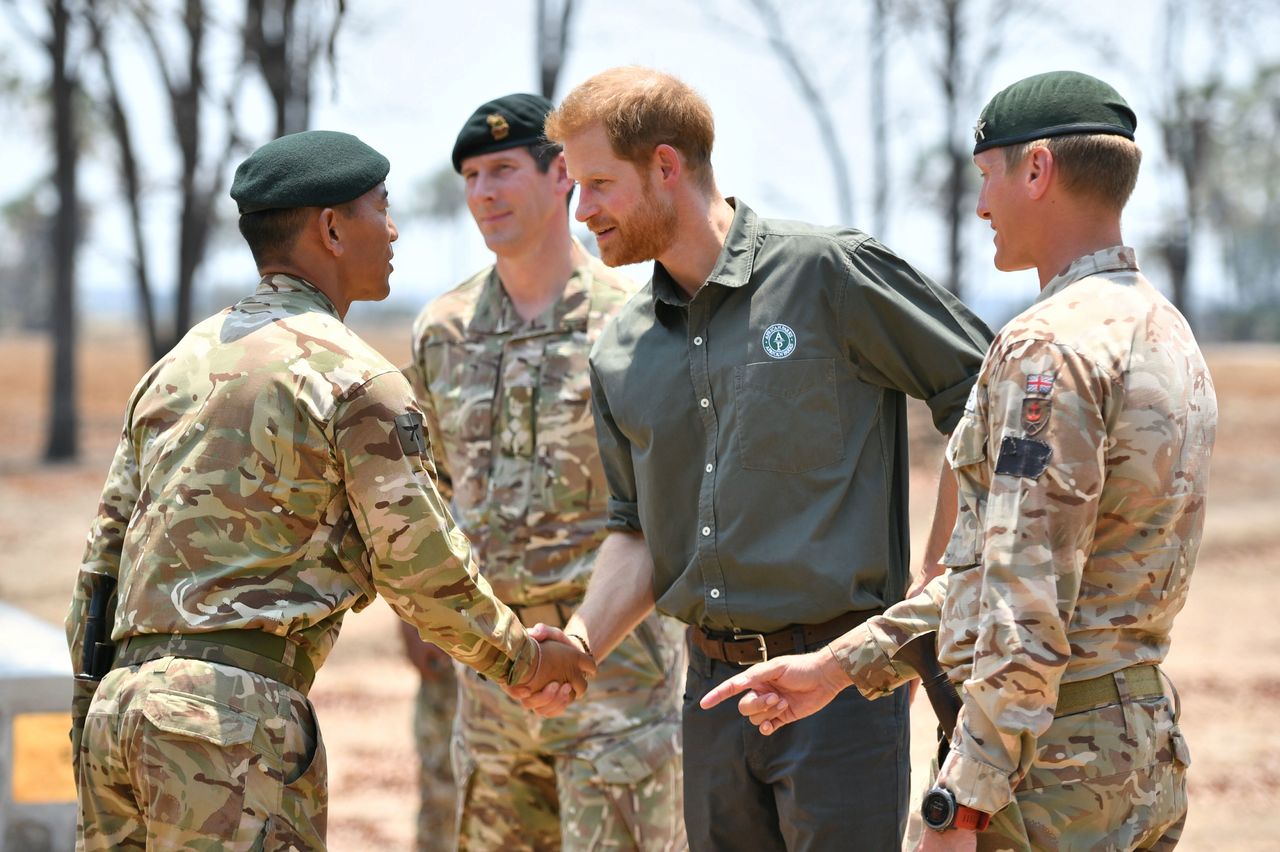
{"left": 487, "top": 113, "right": 510, "bottom": 141}
{"left": 452, "top": 93, "right": 554, "bottom": 172}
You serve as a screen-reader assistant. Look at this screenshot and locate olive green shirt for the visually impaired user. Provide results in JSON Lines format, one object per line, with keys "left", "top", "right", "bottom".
{"left": 589, "top": 200, "right": 992, "bottom": 632}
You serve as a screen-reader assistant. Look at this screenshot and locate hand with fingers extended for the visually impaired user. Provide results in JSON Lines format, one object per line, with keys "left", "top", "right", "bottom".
{"left": 504, "top": 626, "right": 597, "bottom": 717}
{"left": 698, "top": 647, "right": 855, "bottom": 735}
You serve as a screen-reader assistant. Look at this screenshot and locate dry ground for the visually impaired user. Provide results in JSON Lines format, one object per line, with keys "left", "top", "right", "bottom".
{"left": 1, "top": 325, "right": 1276, "bottom": 850}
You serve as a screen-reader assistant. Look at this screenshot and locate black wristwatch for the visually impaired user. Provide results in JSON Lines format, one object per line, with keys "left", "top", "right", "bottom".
{"left": 921, "top": 786, "right": 991, "bottom": 831}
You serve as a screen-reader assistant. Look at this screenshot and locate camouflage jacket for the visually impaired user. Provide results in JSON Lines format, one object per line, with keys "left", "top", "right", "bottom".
{"left": 832, "top": 247, "right": 1217, "bottom": 813}
{"left": 405, "top": 249, "right": 635, "bottom": 605}
{"left": 67, "top": 274, "right": 537, "bottom": 686}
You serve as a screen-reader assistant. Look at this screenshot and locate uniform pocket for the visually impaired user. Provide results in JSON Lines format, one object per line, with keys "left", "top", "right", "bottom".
{"left": 142, "top": 690, "right": 256, "bottom": 746}
{"left": 584, "top": 717, "right": 682, "bottom": 785}
{"left": 735, "top": 358, "right": 843, "bottom": 473}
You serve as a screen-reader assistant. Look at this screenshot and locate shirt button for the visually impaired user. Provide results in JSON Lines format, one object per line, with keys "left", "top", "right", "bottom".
{"left": 709, "top": 588, "right": 721, "bottom": 599}
{"left": 705, "top": 463, "right": 714, "bottom": 473}
{"left": 700, "top": 398, "right": 709, "bottom": 408}
{"left": 701, "top": 525, "right": 711, "bottom": 536}
{"left": 694, "top": 336, "right": 704, "bottom": 345}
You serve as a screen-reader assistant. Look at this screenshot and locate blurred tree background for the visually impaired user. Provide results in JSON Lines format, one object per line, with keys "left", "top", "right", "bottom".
{"left": 2, "top": 0, "right": 1279, "bottom": 461}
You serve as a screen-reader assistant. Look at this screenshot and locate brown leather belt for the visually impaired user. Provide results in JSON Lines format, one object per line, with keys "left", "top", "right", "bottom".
{"left": 693, "top": 610, "right": 881, "bottom": 666}
{"left": 508, "top": 599, "right": 580, "bottom": 630}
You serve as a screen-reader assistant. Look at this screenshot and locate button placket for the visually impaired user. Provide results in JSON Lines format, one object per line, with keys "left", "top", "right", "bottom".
{"left": 688, "top": 299, "right": 728, "bottom": 621}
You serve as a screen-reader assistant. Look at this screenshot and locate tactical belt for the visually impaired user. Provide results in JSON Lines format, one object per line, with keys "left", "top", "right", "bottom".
{"left": 508, "top": 599, "right": 580, "bottom": 630}
{"left": 693, "top": 609, "right": 881, "bottom": 666}
{"left": 113, "top": 630, "right": 316, "bottom": 695}
{"left": 1054, "top": 664, "right": 1163, "bottom": 717}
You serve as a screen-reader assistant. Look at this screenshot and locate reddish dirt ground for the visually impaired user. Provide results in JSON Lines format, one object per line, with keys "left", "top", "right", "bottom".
{"left": 2, "top": 326, "right": 1276, "bottom": 850}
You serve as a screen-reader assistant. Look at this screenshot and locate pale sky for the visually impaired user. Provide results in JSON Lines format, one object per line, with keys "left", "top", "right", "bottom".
{"left": 4, "top": 0, "right": 1266, "bottom": 328}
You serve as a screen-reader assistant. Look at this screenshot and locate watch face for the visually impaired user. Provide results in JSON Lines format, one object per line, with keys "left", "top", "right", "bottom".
{"left": 921, "top": 789, "right": 955, "bottom": 830}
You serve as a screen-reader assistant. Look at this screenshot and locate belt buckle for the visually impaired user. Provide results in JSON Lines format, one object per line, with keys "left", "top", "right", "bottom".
{"left": 737, "top": 633, "right": 768, "bottom": 666}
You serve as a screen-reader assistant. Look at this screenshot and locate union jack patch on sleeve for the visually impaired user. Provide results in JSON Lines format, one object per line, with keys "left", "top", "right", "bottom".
{"left": 1025, "top": 373, "right": 1054, "bottom": 395}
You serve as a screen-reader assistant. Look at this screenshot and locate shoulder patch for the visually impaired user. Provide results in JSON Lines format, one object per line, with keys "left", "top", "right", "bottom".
{"left": 994, "top": 435, "right": 1052, "bottom": 479}
{"left": 394, "top": 411, "right": 428, "bottom": 457}
{"left": 1021, "top": 398, "right": 1051, "bottom": 436}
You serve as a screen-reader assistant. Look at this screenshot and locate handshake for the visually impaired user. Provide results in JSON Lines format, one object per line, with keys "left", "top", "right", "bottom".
{"left": 503, "top": 623, "right": 598, "bottom": 717}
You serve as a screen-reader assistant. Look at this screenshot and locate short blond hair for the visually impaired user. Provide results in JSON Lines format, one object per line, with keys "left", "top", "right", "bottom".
{"left": 545, "top": 66, "right": 716, "bottom": 189}
{"left": 1003, "top": 133, "right": 1142, "bottom": 211}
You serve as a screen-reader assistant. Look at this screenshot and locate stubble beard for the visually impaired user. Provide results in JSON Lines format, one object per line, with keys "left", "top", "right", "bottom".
{"left": 595, "top": 182, "right": 678, "bottom": 268}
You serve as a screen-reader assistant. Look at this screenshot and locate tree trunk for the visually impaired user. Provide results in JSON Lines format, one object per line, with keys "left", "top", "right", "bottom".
{"left": 748, "top": 0, "right": 855, "bottom": 225}
{"left": 941, "top": 0, "right": 966, "bottom": 299}
{"left": 536, "top": 0, "right": 576, "bottom": 99}
{"left": 46, "top": 0, "right": 78, "bottom": 461}
{"left": 87, "top": 7, "right": 162, "bottom": 360}
{"left": 870, "top": 0, "right": 890, "bottom": 239}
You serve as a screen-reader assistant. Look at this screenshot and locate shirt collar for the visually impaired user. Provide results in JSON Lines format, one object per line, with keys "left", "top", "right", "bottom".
{"left": 651, "top": 198, "right": 757, "bottom": 315}
{"left": 1037, "top": 245, "right": 1140, "bottom": 303}
{"left": 254, "top": 273, "right": 341, "bottom": 319}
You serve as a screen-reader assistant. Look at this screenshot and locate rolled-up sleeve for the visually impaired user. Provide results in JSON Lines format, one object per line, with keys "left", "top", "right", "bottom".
{"left": 841, "top": 238, "right": 992, "bottom": 434}
{"left": 589, "top": 358, "right": 641, "bottom": 534}
{"left": 831, "top": 574, "right": 948, "bottom": 697}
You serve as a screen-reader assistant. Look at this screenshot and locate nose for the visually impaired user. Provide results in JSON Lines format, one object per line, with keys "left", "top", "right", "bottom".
{"left": 975, "top": 189, "right": 990, "bottom": 221}
{"left": 388, "top": 212, "right": 399, "bottom": 242}
{"left": 574, "top": 187, "right": 595, "bottom": 223}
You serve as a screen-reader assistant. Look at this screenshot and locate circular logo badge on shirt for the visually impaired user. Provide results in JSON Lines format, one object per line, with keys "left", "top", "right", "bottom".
{"left": 762, "top": 323, "right": 797, "bottom": 359}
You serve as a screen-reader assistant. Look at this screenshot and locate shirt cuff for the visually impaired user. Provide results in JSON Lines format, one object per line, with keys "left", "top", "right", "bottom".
{"left": 498, "top": 634, "right": 541, "bottom": 687}
{"left": 829, "top": 622, "right": 915, "bottom": 698}
{"left": 927, "top": 374, "right": 979, "bottom": 434}
{"left": 937, "top": 736, "right": 1015, "bottom": 815}
{"left": 605, "top": 497, "right": 642, "bottom": 533}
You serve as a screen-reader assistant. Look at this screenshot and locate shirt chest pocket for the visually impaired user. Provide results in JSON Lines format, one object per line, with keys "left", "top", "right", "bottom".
{"left": 734, "top": 358, "right": 843, "bottom": 474}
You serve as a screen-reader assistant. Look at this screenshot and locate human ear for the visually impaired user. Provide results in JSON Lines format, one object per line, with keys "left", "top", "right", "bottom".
{"left": 654, "top": 144, "right": 682, "bottom": 184}
{"left": 1026, "top": 147, "right": 1053, "bottom": 201}
{"left": 319, "top": 208, "right": 343, "bottom": 257}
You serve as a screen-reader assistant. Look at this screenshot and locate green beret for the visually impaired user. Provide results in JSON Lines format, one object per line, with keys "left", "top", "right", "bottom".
{"left": 231, "top": 130, "right": 390, "bottom": 214}
{"left": 452, "top": 93, "right": 554, "bottom": 173}
{"left": 973, "top": 70, "right": 1136, "bottom": 155}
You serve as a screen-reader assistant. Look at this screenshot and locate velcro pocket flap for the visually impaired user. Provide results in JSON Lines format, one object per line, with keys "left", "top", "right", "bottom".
{"left": 584, "top": 717, "right": 681, "bottom": 785}
{"left": 142, "top": 690, "right": 256, "bottom": 747}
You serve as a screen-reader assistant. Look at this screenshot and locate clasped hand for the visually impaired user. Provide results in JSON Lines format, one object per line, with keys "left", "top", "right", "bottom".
{"left": 503, "top": 624, "right": 597, "bottom": 717}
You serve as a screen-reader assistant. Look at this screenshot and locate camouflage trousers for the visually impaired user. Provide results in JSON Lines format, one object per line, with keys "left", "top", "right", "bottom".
{"left": 453, "top": 612, "right": 688, "bottom": 852}
{"left": 973, "top": 689, "right": 1190, "bottom": 851}
{"left": 413, "top": 669, "right": 459, "bottom": 852}
{"left": 75, "top": 656, "right": 326, "bottom": 851}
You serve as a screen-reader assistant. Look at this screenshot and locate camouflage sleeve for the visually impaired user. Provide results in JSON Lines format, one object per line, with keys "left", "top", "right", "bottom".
{"left": 938, "top": 338, "right": 1109, "bottom": 815}
{"left": 67, "top": 418, "right": 140, "bottom": 666}
{"left": 830, "top": 574, "right": 948, "bottom": 697}
{"left": 841, "top": 238, "right": 993, "bottom": 434}
{"left": 336, "top": 371, "right": 536, "bottom": 685}
{"left": 589, "top": 357, "right": 641, "bottom": 533}
{"left": 404, "top": 318, "right": 453, "bottom": 502}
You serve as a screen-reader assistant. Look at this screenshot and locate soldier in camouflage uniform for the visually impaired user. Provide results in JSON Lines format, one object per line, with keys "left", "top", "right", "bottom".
{"left": 65, "top": 130, "right": 594, "bottom": 851}
{"left": 399, "top": 94, "right": 686, "bottom": 852}
{"left": 703, "top": 72, "right": 1216, "bottom": 851}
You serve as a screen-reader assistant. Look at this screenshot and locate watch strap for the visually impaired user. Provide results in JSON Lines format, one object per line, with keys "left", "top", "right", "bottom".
{"left": 953, "top": 804, "right": 991, "bottom": 831}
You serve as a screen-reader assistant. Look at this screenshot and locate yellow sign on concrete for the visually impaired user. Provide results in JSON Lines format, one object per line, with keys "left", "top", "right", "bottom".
{"left": 13, "top": 712, "right": 76, "bottom": 803}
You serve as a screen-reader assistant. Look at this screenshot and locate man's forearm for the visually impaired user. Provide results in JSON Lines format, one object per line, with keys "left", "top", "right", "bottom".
{"left": 566, "top": 530, "right": 657, "bottom": 661}
{"left": 915, "top": 457, "right": 958, "bottom": 593}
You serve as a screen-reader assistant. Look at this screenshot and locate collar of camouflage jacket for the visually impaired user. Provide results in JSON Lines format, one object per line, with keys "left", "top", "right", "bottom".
{"left": 1038, "top": 245, "right": 1140, "bottom": 303}
{"left": 466, "top": 242, "right": 601, "bottom": 337}
{"left": 253, "top": 273, "right": 342, "bottom": 319}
